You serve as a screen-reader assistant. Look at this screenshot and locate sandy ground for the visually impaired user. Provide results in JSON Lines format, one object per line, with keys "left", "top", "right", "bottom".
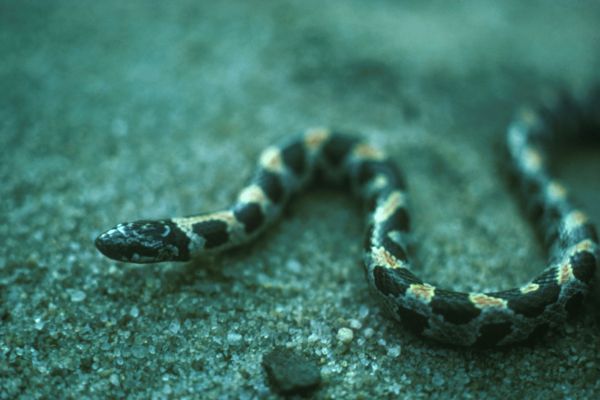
{"left": 1, "top": 0, "right": 599, "bottom": 398}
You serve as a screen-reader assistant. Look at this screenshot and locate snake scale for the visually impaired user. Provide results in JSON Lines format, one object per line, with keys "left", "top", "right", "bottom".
{"left": 96, "top": 90, "right": 599, "bottom": 347}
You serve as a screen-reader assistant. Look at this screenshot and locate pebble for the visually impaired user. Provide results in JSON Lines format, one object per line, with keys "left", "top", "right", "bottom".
{"left": 227, "top": 332, "right": 243, "bottom": 345}
{"left": 337, "top": 327, "right": 354, "bottom": 344}
{"left": 129, "top": 306, "right": 139, "bottom": 318}
{"left": 109, "top": 373, "right": 119, "bottom": 386}
{"left": 358, "top": 305, "right": 370, "bottom": 319}
{"left": 33, "top": 317, "right": 45, "bottom": 331}
{"left": 387, "top": 345, "right": 401, "bottom": 358}
{"left": 286, "top": 258, "right": 302, "bottom": 273}
{"left": 349, "top": 319, "right": 362, "bottom": 330}
{"left": 262, "top": 347, "right": 321, "bottom": 396}
{"left": 68, "top": 289, "right": 86, "bottom": 302}
{"left": 432, "top": 372, "right": 445, "bottom": 387}
{"left": 169, "top": 320, "right": 180, "bottom": 334}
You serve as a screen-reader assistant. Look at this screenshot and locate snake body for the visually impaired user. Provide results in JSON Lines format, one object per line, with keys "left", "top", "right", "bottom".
{"left": 96, "top": 91, "right": 599, "bottom": 347}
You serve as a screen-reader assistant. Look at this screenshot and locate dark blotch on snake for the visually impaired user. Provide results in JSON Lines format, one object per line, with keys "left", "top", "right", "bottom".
{"left": 474, "top": 322, "right": 513, "bottom": 347}
{"left": 565, "top": 292, "right": 584, "bottom": 317}
{"left": 532, "top": 267, "right": 561, "bottom": 288}
{"left": 522, "top": 174, "right": 543, "bottom": 197}
{"left": 430, "top": 291, "right": 481, "bottom": 325}
{"left": 233, "top": 202, "right": 264, "bottom": 234}
{"left": 192, "top": 220, "right": 229, "bottom": 249}
{"left": 280, "top": 140, "right": 306, "bottom": 176}
{"left": 353, "top": 160, "right": 405, "bottom": 189}
{"left": 502, "top": 282, "right": 560, "bottom": 318}
{"left": 501, "top": 269, "right": 561, "bottom": 317}
{"left": 525, "top": 322, "right": 550, "bottom": 344}
{"left": 380, "top": 234, "right": 409, "bottom": 262}
{"left": 570, "top": 251, "right": 597, "bottom": 283}
{"left": 527, "top": 199, "right": 545, "bottom": 226}
{"left": 321, "top": 133, "right": 359, "bottom": 166}
{"left": 395, "top": 304, "right": 429, "bottom": 336}
{"left": 364, "top": 223, "right": 374, "bottom": 251}
{"left": 560, "top": 224, "right": 598, "bottom": 249}
{"left": 380, "top": 207, "right": 410, "bottom": 234}
{"left": 393, "top": 267, "right": 423, "bottom": 285}
{"left": 373, "top": 266, "right": 413, "bottom": 296}
{"left": 364, "top": 185, "right": 394, "bottom": 213}
{"left": 255, "top": 170, "right": 285, "bottom": 203}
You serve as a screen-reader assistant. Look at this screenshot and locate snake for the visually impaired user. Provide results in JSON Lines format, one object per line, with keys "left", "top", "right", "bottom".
{"left": 95, "top": 89, "right": 599, "bottom": 347}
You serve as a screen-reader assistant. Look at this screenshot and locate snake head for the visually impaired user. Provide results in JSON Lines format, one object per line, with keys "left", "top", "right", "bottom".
{"left": 95, "top": 220, "right": 189, "bottom": 263}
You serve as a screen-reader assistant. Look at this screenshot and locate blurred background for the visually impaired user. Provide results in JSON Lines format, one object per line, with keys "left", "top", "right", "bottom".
{"left": 1, "top": 1, "right": 599, "bottom": 398}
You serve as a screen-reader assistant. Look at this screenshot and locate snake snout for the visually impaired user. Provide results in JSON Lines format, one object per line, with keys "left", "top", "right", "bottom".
{"left": 95, "top": 220, "right": 178, "bottom": 263}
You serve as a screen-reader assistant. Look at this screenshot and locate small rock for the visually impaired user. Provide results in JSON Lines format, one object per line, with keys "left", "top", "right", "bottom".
{"left": 358, "top": 305, "right": 370, "bottom": 319}
{"left": 129, "top": 306, "right": 139, "bottom": 318}
{"left": 168, "top": 320, "right": 180, "bottom": 334}
{"left": 363, "top": 327, "right": 375, "bottom": 338}
{"left": 286, "top": 258, "right": 302, "bottom": 273}
{"left": 227, "top": 332, "right": 243, "bottom": 345}
{"left": 33, "top": 317, "right": 45, "bottom": 331}
{"left": 109, "top": 373, "right": 119, "bottom": 386}
{"left": 432, "top": 372, "right": 445, "bottom": 387}
{"left": 336, "top": 327, "right": 354, "bottom": 344}
{"left": 349, "top": 319, "right": 362, "bottom": 330}
{"left": 68, "top": 289, "right": 86, "bottom": 302}
{"left": 262, "top": 346, "right": 321, "bottom": 396}
{"left": 387, "top": 345, "right": 401, "bottom": 358}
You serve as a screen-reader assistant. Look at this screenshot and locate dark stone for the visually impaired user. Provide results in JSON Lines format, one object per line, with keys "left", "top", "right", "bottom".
{"left": 0, "top": 308, "right": 9, "bottom": 322}
{"left": 262, "top": 346, "right": 321, "bottom": 397}
{"left": 79, "top": 357, "right": 93, "bottom": 373}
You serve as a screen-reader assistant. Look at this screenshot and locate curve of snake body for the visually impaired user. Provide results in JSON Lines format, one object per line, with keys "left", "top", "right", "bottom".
{"left": 96, "top": 90, "right": 599, "bottom": 347}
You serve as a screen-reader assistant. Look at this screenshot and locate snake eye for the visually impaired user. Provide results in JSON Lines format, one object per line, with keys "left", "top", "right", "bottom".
{"left": 95, "top": 220, "right": 182, "bottom": 263}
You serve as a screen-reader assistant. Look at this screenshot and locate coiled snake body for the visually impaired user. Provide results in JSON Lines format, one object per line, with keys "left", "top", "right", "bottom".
{"left": 96, "top": 91, "right": 599, "bottom": 347}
